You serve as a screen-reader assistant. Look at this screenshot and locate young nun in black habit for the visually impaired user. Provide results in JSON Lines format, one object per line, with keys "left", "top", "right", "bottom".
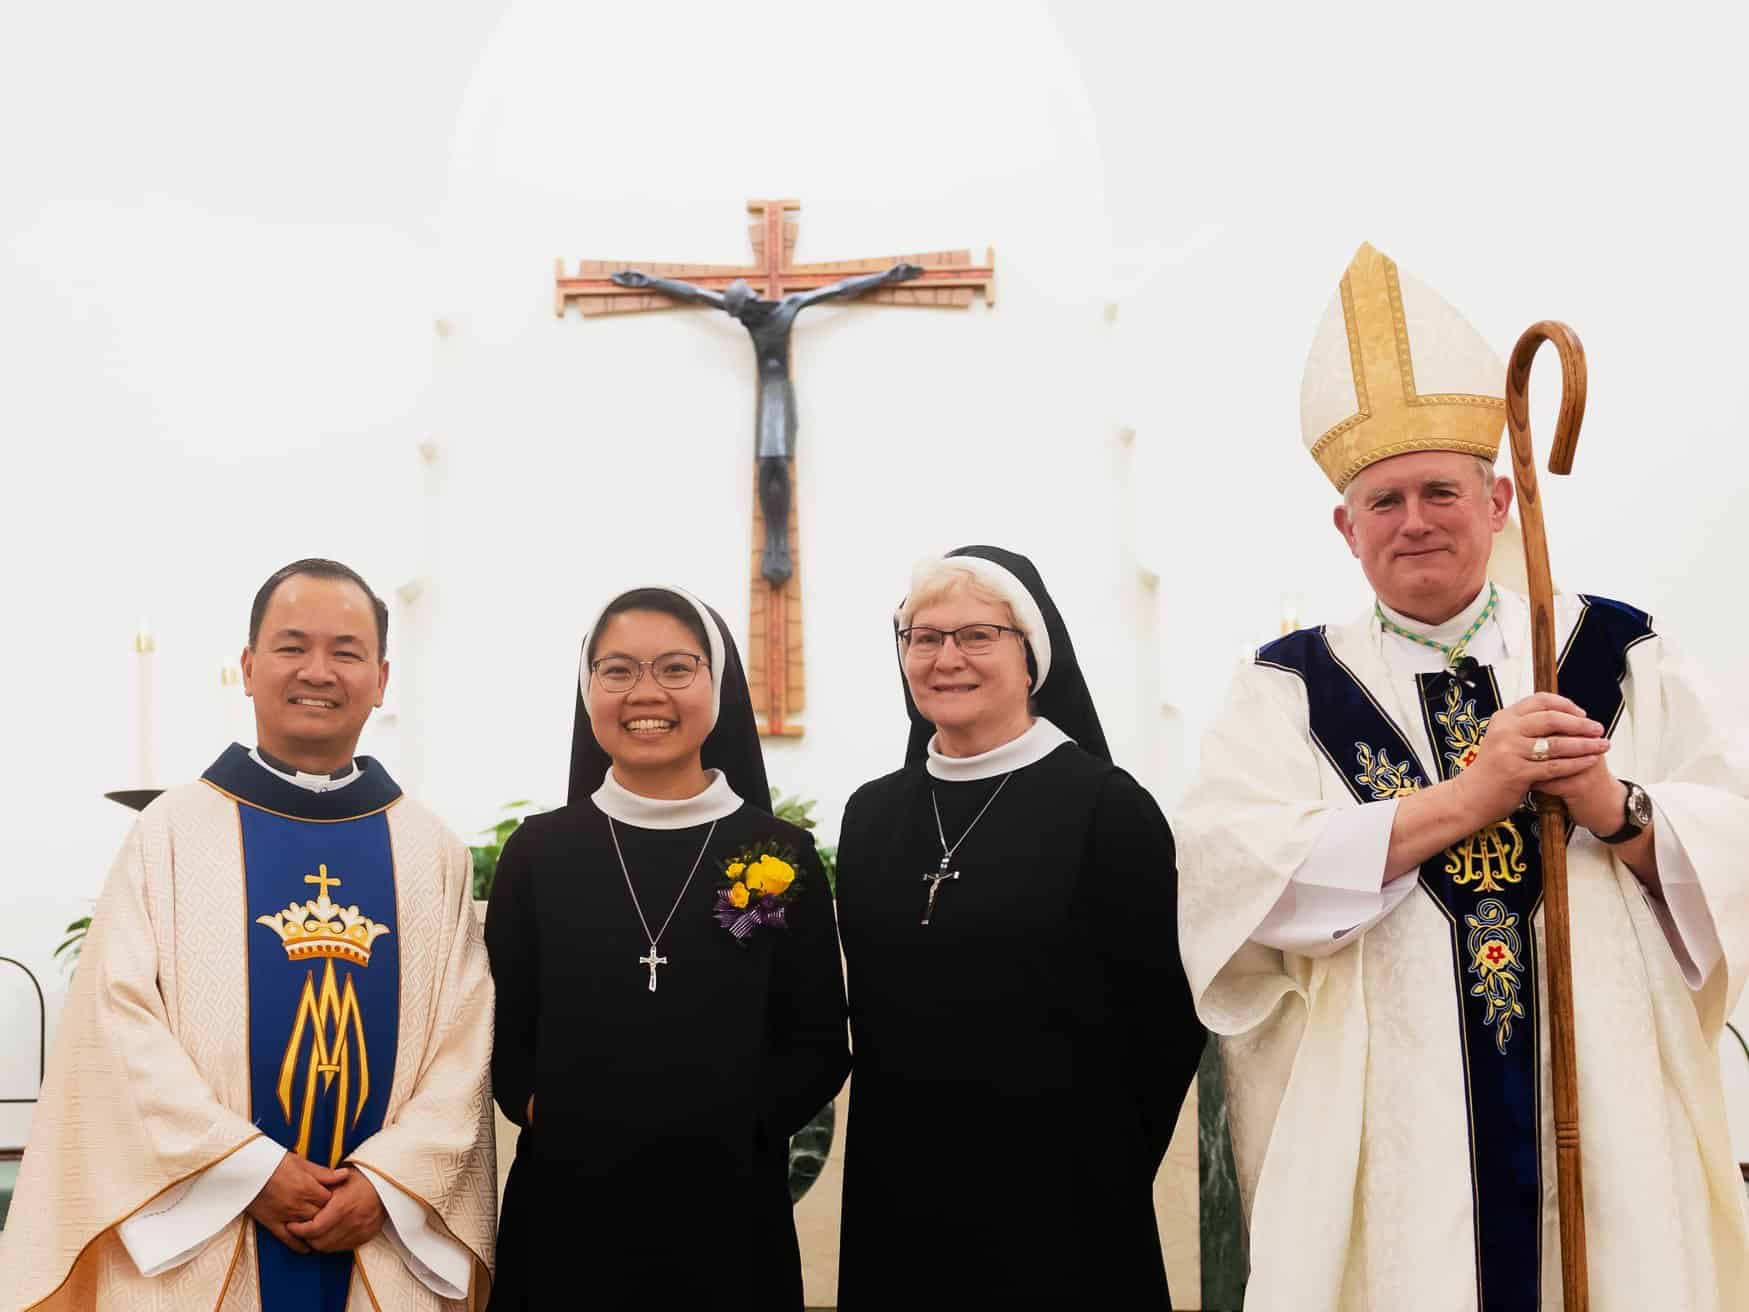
{"left": 485, "top": 586, "right": 850, "bottom": 1311}
{"left": 834, "top": 546, "right": 1205, "bottom": 1310}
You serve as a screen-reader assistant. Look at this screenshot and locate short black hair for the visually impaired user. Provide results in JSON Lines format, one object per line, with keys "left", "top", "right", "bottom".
{"left": 249, "top": 558, "right": 389, "bottom": 657}
{"left": 586, "top": 588, "right": 710, "bottom": 665}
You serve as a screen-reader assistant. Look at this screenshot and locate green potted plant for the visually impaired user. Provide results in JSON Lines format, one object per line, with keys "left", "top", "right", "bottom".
{"left": 53, "top": 913, "right": 92, "bottom": 971}
{"left": 470, "top": 801, "right": 541, "bottom": 903}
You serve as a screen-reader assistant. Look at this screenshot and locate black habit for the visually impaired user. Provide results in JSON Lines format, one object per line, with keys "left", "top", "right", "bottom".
{"left": 486, "top": 588, "right": 850, "bottom": 1311}
{"left": 835, "top": 547, "right": 1204, "bottom": 1309}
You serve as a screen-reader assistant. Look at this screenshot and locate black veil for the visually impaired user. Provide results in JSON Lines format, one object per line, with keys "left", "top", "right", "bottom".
{"left": 568, "top": 586, "right": 771, "bottom": 811}
{"left": 898, "top": 545, "right": 1111, "bottom": 766}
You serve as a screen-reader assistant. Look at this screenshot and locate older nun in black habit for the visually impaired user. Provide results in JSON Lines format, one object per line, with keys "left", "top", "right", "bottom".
{"left": 485, "top": 586, "right": 850, "bottom": 1311}
{"left": 834, "top": 546, "right": 1204, "bottom": 1310}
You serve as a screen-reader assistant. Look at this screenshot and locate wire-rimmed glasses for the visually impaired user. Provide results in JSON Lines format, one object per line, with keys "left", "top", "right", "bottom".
{"left": 590, "top": 652, "right": 710, "bottom": 692}
{"left": 897, "top": 624, "right": 1026, "bottom": 659}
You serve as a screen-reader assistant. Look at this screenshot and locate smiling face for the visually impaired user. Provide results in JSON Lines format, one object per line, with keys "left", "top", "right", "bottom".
{"left": 586, "top": 609, "right": 715, "bottom": 781}
{"left": 240, "top": 574, "right": 389, "bottom": 772}
{"left": 1334, "top": 450, "right": 1512, "bottom": 622}
{"left": 902, "top": 582, "right": 1033, "bottom": 756}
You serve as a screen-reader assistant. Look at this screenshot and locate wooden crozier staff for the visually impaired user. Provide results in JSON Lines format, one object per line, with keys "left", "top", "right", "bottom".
{"left": 1504, "top": 320, "right": 1589, "bottom": 1312}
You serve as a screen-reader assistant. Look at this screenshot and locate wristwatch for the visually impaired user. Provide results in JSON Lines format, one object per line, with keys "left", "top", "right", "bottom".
{"left": 1596, "top": 779, "right": 1653, "bottom": 844}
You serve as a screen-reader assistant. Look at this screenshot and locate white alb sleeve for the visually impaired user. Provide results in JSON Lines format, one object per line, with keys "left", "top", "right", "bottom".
{"left": 1638, "top": 795, "right": 1724, "bottom": 990}
{"left": 353, "top": 1163, "right": 474, "bottom": 1299}
{"left": 1252, "top": 800, "right": 1419, "bottom": 957}
{"left": 118, "top": 1135, "right": 285, "bottom": 1276}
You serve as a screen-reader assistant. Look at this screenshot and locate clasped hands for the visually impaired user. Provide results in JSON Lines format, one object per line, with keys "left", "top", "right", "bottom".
{"left": 246, "top": 1151, "right": 385, "bottom": 1254}
{"left": 1454, "top": 691, "right": 1626, "bottom": 836}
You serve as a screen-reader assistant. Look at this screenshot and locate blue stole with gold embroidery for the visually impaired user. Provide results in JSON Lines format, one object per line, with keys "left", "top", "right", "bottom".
{"left": 1257, "top": 596, "right": 1651, "bottom": 1312}
{"left": 202, "top": 745, "right": 403, "bottom": 1312}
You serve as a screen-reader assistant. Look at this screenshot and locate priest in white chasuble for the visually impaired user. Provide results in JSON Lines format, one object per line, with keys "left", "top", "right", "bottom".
{"left": 0, "top": 560, "right": 496, "bottom": 1311}
{"left": 1177, "top": 245, "right": 1749, "bottom": 1311}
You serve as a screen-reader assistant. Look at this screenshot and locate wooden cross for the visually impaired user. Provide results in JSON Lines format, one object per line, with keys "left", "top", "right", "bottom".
{"left": 304, "top": 866, "right": 341, "bottom": 900}
{"left": 556, "top": 198, "right": 995, "bottom": 737}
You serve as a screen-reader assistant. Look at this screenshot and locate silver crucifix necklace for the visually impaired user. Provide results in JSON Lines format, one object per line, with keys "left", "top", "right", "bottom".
{"left": 608, "top": 816, "right": 719, "bottom": 992}
{"left": 923, "top": 773, "right": 1015, "bottom": 926}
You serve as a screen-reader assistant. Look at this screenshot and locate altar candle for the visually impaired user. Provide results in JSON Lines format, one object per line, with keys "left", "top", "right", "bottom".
{"left": 134, "top": 620, "right": 156, "bottom": 786}
{"left": 219, "top": 663, "right": 244, "bottom": 745}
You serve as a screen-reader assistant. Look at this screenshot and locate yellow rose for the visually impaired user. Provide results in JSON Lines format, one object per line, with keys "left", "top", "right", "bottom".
{"left": 759, "top": 857, "right": 795, "bottom": 895}
{"left": 727, "top": 882, "right": 749, "bottom": 908}
{"left": 726, "top": 861, "right": 746, "bottom": 880}
{"left": 745, "top": 860, "right": 767, "bottom": 892}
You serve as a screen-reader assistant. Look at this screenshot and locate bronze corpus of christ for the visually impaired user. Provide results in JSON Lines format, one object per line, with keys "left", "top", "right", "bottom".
{"left": 610, "top": 263, "right": 923, "bottom": 586}
{"left": 555, "top": 198, "right": 995, "bottom": 737}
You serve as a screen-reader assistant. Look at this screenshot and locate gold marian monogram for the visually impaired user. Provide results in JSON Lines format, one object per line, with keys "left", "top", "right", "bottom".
{"left": 1352, "top": 683, "right": 1528, "bottom": 895}
{"left": 1433, "top": 683, "right": 1527, "bottom": 894}
{"left": 253, "top": 866, "right": 393, "bottom": 1166}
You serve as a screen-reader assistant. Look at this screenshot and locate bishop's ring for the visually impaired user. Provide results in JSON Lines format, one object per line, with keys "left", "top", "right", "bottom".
{"left": 1530, "top": 737, "right": 1551, "bottom": 762}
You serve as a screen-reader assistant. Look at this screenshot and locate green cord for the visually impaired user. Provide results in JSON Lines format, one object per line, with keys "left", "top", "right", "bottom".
{"left": 1375, "top": 583, "right": 1500, "bottom": 668}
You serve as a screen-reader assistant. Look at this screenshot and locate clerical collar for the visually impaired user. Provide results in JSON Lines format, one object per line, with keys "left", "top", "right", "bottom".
{"left": 926, "top": 717, "right": 1073, "bottom": 781}
{"left": 202, "top": 743, "right": 401, "bottom": 821}
{"left": 592, "top": 768, "right": 743, "bottom": 830}
{"left": 250, "top": 746, "right": 362, "bottom": 793}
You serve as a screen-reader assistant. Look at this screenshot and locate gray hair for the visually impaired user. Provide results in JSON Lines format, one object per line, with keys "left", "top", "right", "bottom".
{"left": 1342, "top": 454, "right": 1501, "bottom": 511}
{"left": 896, "top": 559, "right": 1019, "bottom": 631}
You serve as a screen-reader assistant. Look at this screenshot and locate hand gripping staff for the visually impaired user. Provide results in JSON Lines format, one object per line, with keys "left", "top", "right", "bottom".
{"left": 1505, "top": 320, "right": 1588, "bottom": 1312}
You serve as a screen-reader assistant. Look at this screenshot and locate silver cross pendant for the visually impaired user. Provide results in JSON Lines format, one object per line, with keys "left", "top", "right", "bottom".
{"left": 921, "top": 856, "right": 959, "bottom": 926}
{"left": 639, "top": 944, "right": 668, "bottom": 992}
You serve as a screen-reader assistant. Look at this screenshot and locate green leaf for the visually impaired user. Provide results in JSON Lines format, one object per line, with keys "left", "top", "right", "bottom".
{"left": 769, "top": 788, "right": 820, "bottom": 831}
{"left": 817, "top": 845, "right": 837, "bottom": 897}
{"left": 469, "top": 801, "right": 545, "bottom": 901}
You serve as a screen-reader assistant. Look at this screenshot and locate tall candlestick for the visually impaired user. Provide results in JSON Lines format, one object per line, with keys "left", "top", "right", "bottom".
{"left": 1279, "top": 594, "right": 1302, "bottom": 637}
{"left": 134, "top": 620, "right": 156, "bottom": 786}
{"left": 219, "top": 663, "right": 245, "bottom": 745}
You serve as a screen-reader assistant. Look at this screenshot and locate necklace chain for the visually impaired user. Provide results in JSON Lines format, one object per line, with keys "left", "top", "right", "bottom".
{"left": 1375, "top": 583, "right": 1499, "bottom": 668}
{"left": 931, "top": 772, "right": 1015, "bottom": 863}
{"left": 607, "top": 817, "right": 718, "bottom": 967}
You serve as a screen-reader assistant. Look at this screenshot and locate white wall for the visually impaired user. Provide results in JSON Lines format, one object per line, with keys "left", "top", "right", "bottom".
{"left": 4, "top": 0, "right": 1749, "bottom": 1159}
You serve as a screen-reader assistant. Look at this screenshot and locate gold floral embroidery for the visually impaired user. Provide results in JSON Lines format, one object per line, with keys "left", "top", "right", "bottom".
{"left": 1465, "top": 899, "right": 1527, "bottom": 1052}
{"left": 1434, "top": 680, "right": 1488, "bottom": 775}
{"left": 1353, "top": 742, "right": 1421, "bottom": 800}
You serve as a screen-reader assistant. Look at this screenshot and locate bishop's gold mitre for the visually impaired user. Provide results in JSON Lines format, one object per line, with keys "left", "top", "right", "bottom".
{"left": 1301, "top": 243, "right": 1507, "bottom": 491}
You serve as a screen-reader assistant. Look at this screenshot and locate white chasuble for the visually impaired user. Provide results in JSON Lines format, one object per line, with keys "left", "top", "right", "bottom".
{"left": 1177, "top": 588, "right": 1749, "bottom": 1312}
{"left": 0, "top": 751, "right": 497, "bottom": 1310}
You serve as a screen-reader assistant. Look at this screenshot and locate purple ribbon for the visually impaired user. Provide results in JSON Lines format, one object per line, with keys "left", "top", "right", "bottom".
{"left": 714, "top": 891, "right": 789, "bottom": 939}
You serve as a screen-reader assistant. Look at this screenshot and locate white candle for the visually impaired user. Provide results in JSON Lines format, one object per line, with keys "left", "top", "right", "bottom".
{"left": 219, "top": 664, "right": 244, "bottom": 745}
{"left": 134, "top": 620, "right": 156, "bottom": 786}
{"left": 1280, "top": 593, "right": 1302, "bottom": 637}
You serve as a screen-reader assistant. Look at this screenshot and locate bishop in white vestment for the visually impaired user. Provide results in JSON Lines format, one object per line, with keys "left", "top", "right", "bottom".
{"left": 1177, "top": 245, "right": 1749, "bottom": 1311}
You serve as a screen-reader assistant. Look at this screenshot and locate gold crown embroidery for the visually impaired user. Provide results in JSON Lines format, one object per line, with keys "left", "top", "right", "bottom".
{"left": 254, "top": 865, "right": 393, "bottom": 967}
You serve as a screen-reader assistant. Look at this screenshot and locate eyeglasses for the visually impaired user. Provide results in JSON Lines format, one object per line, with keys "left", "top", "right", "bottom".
{"left": 590, "top": 652, "right": 710, "bottom": 692}
{"left": 897, "top": 624, "right": 1026, "bottom": 658}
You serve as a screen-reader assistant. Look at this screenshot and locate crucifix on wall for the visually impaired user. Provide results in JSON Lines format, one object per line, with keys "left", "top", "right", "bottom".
{"left": 556, "top": 198, "right": 995, "bottom": 736}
